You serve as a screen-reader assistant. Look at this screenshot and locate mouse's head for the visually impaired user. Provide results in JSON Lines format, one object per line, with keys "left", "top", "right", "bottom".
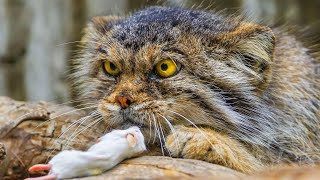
{"left": 99, "top": 126, "right": 146, "bottom": 153}
{"left": 125, "top": 126, "right": 147, "bottom": 154}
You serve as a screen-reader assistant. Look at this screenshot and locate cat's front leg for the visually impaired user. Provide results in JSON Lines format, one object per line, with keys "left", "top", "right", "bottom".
{"left": 165, "top": 126, "right": 263, "bottom": 173}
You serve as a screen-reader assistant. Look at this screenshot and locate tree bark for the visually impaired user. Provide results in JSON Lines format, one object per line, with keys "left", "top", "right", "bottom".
{"left": 0, "top": 96, "right": 243, "bottom": 179}
{"left": 0, "top": 96, "right": 106, "bottom": 179}
{"left": 1, "top": 96, "right": 320, "bottom": 180}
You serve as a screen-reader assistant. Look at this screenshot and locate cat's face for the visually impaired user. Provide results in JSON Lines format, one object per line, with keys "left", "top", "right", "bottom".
{"left": 73, "top": 7, "right": 274, "bottom": 143}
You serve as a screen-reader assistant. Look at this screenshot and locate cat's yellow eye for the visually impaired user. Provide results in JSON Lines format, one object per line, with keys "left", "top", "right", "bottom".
{"left": 155, "top": 59, "right": 177, "bottom": 78}
{"left": 103, "top": 61, "right": 120, "bottom": 76}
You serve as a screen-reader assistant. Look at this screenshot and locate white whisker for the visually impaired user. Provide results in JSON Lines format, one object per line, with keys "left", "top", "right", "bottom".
{"left": 168, "top": 110, "right": 214, "bottom": 147}
{"left": 158, "top": 113, "right": 180, "bottom": 153}
{"left": 46, "top": 112, "right": 100, "bottom": 162}
{"left": 65, "top": 115, "right": 103, "bottom": 148}
{"left": 57, "top": 111, "right": 99, "bottom": 142}
{"left": 168, "top": 110, "right": 228, "bottom": 165}
{"left": 56, "top": 115, "right": 91, "bottom": 142}
{"left": 65, "top": 111, "right": 100, "bottom": 145}
{"left": 33, "top": 105, "right": 98, "bottom": 130}
{"left": 152, "top": 113, "right": 164, "bottom": 156}
{"left": 146, "top": 112, "right": 153, "bottom": 144}
{"left": 158, "top": 118, "right": 171, "bottom": 157}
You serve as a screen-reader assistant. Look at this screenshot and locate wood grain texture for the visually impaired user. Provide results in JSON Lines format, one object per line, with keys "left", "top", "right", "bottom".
{"left": 1, "top": 97, "right": 320, "bottom": 180}
{"left": 0, "top": 97, "right": 243, "bottom": 180}
{"left": 0, "top": 96, "right": 105, "bottom": 179}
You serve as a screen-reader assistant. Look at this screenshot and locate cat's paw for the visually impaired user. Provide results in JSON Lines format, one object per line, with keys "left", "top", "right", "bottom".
{"left": 165, "top": 126, "right": 261, "bottom": 172}
{"left": 165, "top": 127, "right": 230, "bottom": 163}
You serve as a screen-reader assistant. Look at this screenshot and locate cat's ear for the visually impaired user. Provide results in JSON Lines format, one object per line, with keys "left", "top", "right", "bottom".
{"left": 90, "top": 16, "right": 123, "bottom": 33}
{"left": 81, "top": 16, "right": 123, "bottom": 42}
{"left": 219, "top": 23, "right": 275, "bottom": 92}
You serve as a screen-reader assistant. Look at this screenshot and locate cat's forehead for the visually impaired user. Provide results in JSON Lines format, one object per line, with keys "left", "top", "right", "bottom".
{"left": 109, "top": 6, "right": 239, "bottom": 51}
{"left": 100, "top": 42, "right": 165, "bottom": 73}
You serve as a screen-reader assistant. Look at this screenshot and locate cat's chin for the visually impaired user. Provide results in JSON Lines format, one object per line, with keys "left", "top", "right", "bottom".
{"left": 118, "top": 120, "right": 148, "bottom": 129}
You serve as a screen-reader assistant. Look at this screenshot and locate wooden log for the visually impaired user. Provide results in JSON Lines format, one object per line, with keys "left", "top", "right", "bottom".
{"left": 0, "top": 96, "right": 243, "bottom": 179}
{"left": 0, "top": 96, "right": 106, "bottom": 179}
{"left": 2, "top": 96, "right": 320, "bottom": 180}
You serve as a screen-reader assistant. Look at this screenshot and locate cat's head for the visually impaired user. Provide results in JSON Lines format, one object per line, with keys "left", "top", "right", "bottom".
{"left": 72, "top": 6, "right": 275, "bottom": 144}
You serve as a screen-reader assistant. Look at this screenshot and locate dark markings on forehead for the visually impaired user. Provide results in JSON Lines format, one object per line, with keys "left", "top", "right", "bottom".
{"left": 162, "top": 47, "right": 186, "bottom": 56}
{"left": 111, "top": 6, "right": 239, "bottom": 51}
{"left": 98, "top": 47, "right": 108, "bottom": 54}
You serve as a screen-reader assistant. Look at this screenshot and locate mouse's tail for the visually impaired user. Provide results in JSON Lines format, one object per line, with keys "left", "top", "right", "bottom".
{"left": 28, "top": 164, "right": 51, "bottom": 172}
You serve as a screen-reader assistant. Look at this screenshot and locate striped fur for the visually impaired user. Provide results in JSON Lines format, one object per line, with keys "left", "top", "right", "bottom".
{"left": 71, "top": 7, "right": 320, "bottom": 172}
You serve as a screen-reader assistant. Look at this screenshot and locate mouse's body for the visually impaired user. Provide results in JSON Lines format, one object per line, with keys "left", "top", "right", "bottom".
{"left": 27, "top": 126, "right": 146, "bottom": 180}
{"left": 48, "top": 150, "right": 116, "bottom": 179}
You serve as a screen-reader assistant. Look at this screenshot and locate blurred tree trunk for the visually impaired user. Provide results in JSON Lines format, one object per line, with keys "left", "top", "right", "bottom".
{"left": 0, "top": 0, "right": 319, "bottom": 104}
{"left": 0, "top": 0, "right": 29, "bottom": 101}
{"left": 0, "top": 0, "right": 128, "bottom": 104}
{"left": 69, "top": 0, "right": 87, "bottom": 104}
{"left": 241, "top": 0, "right": 277, "bottom": 23}
{"left": 24, "top": 0, "right": 73, "bottom": 102}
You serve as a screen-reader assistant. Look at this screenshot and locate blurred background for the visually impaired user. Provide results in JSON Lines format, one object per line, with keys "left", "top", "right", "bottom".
{"left": 0, "top": 0, "right": 319, "bottom": 103}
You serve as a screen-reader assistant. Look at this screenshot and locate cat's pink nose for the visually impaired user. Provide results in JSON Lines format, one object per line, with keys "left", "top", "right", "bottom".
{"left": 115, "top": 95, "right": 133, "bottom": 109}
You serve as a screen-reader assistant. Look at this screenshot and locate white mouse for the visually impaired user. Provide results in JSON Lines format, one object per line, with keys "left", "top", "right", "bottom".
{"left": 27, "top": 126, "right": 146, "bottom": 180}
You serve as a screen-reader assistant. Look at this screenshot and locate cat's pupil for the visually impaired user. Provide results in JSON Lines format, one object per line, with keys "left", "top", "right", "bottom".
{"left": 161, "top": 63, "right": 168, "bottom": 71}
{"left": 110, "top": 63, "right": 117, "bottom": 70}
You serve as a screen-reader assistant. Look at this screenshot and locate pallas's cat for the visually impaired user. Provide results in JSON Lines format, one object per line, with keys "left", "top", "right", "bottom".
{"left": 72, "top": 6, "right": 320, "bottom": 172}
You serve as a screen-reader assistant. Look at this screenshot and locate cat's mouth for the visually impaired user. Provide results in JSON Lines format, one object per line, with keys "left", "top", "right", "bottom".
{"left": 125, "top": 117, "right": 143, "bottom": 126}
{"left": 120, "top": 109, "right": 148, "bottom": 128}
